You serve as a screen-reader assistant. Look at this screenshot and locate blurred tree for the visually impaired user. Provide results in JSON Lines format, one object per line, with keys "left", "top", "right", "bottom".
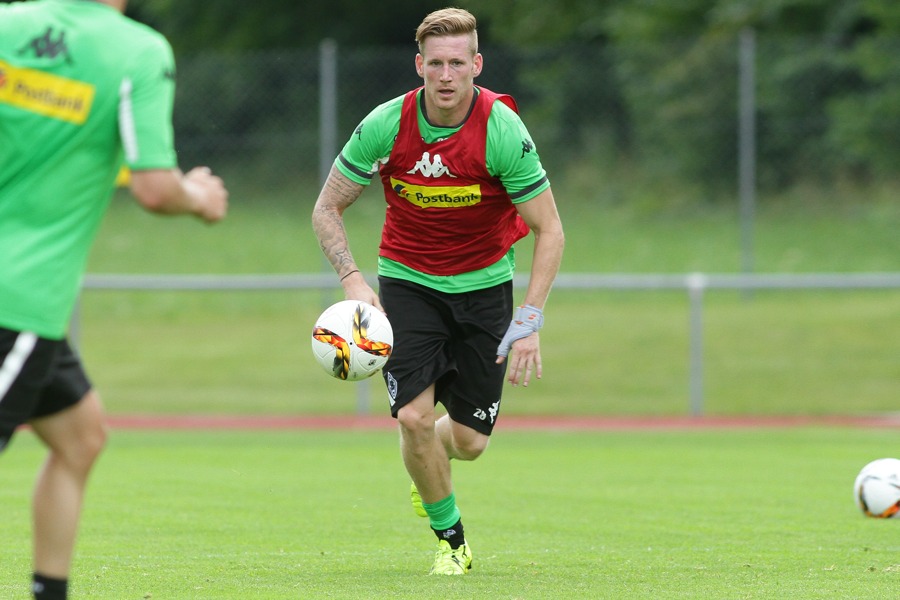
{"left": 825, "top": 0, "right": 900, "bottom": 177}
{"left": 454, "top": 0, "right": 632, "bottom": 163}
{"left": 128, "top": 0, "right": 900, "bottom": 190}
{"left": 457, "top": 0, "right": 899, "bottom": 188}
{"left": 127, "top": 0, "right": 456, "bottom": 53}
{"left": 598, "top": 0, "right": 898, "bottom": 188}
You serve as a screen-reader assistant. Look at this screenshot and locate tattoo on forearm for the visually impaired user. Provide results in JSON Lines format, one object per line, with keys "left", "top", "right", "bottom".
{"left": 312, "top": 169, "right": 364, "bottom": 275}
{"left": 315, "top": 213, "right": 352, "bottom": 271}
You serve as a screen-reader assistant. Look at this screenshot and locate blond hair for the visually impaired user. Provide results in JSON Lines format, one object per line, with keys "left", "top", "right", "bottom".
{"left": 415, "top": 8, "right": 478, "bottom": 54}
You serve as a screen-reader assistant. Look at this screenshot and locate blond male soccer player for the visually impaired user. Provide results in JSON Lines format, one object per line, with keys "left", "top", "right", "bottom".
{"left": 0, "top": 1, "right": 228, "bottom": 598}
{"left": 312, "top": 7, "right": 564, "bottom": 575}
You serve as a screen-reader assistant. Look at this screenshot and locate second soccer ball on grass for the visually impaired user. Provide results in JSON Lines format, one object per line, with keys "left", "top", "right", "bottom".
{"left": 854, "top": 458, "right": 900, "bottom": 518}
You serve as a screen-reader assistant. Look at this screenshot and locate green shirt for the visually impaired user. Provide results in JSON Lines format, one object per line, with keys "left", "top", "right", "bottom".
{"left": 336, "top": 89, "right": 550, "bottom": 293}
{"left": 0, "top": 0, "right": 178, "bottom": 338}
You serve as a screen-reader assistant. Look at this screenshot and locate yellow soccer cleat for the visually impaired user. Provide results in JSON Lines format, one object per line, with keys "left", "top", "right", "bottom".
{"left": 410, "top": 482, "right": 428, "bottom": 518}
{"left": 428, "top": 540, "right": 472, "bottom": 575}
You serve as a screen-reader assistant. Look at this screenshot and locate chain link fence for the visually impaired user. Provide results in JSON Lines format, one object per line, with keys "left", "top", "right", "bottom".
{"left": 169, "top": 33, "right": 900, "bottom": 203}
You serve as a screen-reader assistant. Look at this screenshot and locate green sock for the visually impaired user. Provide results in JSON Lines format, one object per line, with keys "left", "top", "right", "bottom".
{"left": 423, "top": 492, "right": 461, "bottom": 531}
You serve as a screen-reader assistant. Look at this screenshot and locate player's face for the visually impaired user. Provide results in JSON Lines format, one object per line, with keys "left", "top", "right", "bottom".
{"left": 416, "top": 34, "right": 482, "bottom": 127}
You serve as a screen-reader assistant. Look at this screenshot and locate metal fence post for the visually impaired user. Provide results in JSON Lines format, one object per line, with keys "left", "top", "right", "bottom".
{"left": 738, "top": 27, "right": 757, "bottom": 281}
{"left": 318, "top": 39, "right": 372, "bottom": 415}
{"left": 687, "top": 273, "right": 707, "bottom": 416}
{"left": 318, "top": 38, "right": 338, "bottom": 185}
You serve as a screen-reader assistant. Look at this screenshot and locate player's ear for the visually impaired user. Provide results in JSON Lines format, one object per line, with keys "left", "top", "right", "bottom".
{"left": 415, "top": 54, "right": 424, "bottom": 78}
{"left": 473, "top": 53, "right": 483, "bottom": 77}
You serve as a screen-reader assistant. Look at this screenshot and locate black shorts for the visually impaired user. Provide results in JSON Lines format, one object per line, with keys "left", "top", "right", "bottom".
{"left": 378, "top": 276, "right": 513, "bottom": 436}
{"left": 0, "top": 328, "right": 92, "bottom": 451}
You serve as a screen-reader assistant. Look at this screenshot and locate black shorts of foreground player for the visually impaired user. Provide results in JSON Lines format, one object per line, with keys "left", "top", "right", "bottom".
{"left": 378, "top": 277, "right": 512, "bottom": 436}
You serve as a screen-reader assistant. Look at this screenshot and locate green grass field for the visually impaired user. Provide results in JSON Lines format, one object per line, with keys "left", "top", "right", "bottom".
{"left": 2, "top": 188, "right": 897, "bottom": 598}
{"left": 87, "top": 185, "right": 900, "bottom": 276}
{"left": 2, "top": 426, "right": 899, "bottom": 598}
{"left": 73, "top": 287, "right": 899, "bottom": 418}
{"left": 72, "top": 189, "right": 899, "bottom": 418}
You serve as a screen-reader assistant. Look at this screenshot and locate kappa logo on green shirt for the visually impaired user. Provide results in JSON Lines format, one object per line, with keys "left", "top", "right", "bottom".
{"left": 520, "top": 139, "right": 534, "bottom": 158}
{"left": 17, "top": 26, "right": 73, "bottom": 63}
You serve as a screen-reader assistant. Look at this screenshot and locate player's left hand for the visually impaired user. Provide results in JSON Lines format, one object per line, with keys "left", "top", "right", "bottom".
{"left": 496, "top": 304, "right": 544, "bottom": 386}
{"left": 498, "top": 333, "right": 542, "bottom": 387}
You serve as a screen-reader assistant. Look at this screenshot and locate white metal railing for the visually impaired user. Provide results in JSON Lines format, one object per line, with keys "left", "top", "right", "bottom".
{"left": 81, "top": 271, "right": 900, "bottom": 291}
{"left": 77, "top": 272, "right": 900, "bottom": 416}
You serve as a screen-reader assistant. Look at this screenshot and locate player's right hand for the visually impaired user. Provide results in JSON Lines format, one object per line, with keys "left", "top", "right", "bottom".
{"left": 185, "top": 166, "right": 228, "bottom": 223}
{"left": 342, "top": 272, "right": 384, "bottom": 313}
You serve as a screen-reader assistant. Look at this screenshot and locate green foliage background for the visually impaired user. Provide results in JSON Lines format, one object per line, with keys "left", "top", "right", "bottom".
{"left": 4, "top": 1, "right": 899, "bottom": 190}
{"left": 117, "top": 0, "right": 900, "bottom": 190}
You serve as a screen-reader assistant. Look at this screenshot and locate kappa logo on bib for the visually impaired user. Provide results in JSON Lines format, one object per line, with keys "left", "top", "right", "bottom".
{"left": 407, "top": 152, "right": 456, "bottom": 178}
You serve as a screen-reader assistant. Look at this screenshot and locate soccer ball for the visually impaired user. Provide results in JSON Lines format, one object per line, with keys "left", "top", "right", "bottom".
{"left": 853, "top": 458, "right": 900, "bottom": 518}
{"left": 310, "top": 300, "right": 393, "bottom": 381}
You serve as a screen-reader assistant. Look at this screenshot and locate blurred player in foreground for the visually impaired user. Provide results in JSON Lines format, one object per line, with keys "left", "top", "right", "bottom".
{"left": 0, "top": 1, "right": 228, "bottom": 598}
{"left": 312, "top": 7, "right": 564, "bottom": 576}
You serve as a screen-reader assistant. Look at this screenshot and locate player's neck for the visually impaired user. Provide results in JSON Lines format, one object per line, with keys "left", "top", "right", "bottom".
{"left": 420, "top": 88, "right": 479, "bottom": 128}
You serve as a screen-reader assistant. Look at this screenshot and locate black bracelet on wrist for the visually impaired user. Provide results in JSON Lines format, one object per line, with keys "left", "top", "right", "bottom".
{"left": 340, "top": 269, "right": 360, "bottom": 282}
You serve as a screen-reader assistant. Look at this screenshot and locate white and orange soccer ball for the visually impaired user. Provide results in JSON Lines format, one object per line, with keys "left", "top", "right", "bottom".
{"left": 854, "top": 458, "right": 900, "bottom": 518}
{"left": 311, "top": 300, "right": 393, "bottom": 381}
